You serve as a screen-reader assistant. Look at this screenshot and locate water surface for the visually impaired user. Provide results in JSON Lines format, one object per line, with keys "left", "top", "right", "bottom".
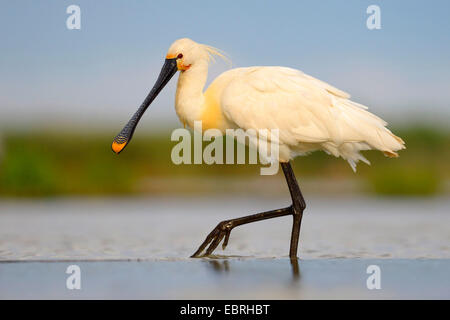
{"left": 0, "top": 196, "right": 448, "bottom": 299}
{"left": 0, "top": 196, "right": 448, "bottom": 260}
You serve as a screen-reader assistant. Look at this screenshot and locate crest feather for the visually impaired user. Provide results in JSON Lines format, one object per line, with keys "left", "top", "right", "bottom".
{"left": 201, "top": 44, "right": 232, "bottom": 66}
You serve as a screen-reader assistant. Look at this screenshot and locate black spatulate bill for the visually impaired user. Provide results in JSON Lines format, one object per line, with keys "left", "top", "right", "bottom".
{"left": 112, "top": 58, "right": 178, "bottom": 154}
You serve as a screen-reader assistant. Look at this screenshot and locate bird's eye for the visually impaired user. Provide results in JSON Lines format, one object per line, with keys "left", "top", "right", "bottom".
{"left": 177, "top": 53, "right": 183, "bottom": 59}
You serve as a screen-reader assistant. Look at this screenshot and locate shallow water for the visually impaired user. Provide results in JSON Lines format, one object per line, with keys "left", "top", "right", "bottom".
{"left": 0, "top": 196, "right": 448, "bottom": 260}
{"left": 0, "top": 196, "right": 449, "bottom": 299}
{"left": 1, "top": 259, "right": 449, "bottom": 299}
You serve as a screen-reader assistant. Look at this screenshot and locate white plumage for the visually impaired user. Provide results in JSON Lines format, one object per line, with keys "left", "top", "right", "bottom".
{"left": 111, "top": 38, "right": 407, "bottom": 258}
{"left": 169, "top": 38, "right": 405, "bottom": 170}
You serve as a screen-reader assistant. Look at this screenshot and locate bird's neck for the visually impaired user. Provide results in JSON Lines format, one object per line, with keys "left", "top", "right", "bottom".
{"left": 175, "top": 61, "right": 208, "bottom": 128}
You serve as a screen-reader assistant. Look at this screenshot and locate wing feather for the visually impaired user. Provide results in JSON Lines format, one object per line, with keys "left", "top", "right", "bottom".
{"left": 218, "top": 66, "right": 405, "bottom": 167}
{"left": 221, "top": 67, "right": 339, "bottom": 144}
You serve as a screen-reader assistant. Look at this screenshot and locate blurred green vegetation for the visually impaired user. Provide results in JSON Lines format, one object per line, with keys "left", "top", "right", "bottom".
{"left": 0, "top": 126, "right": 448, "bottom": 197}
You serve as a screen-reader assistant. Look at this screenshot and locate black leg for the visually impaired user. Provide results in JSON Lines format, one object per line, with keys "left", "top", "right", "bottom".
{"left": 191, "top": 161, "right": 306, "bottom": 258}
{"left": 190, "top": 206, "right": 292, "bottom": 257}
{"left": 281, "top": 162, "right": 306, "bottom": 258}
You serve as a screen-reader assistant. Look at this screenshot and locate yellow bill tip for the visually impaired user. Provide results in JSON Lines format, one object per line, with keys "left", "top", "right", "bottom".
{"left": 112, "top": 141, "right": 127, "bottom": 154}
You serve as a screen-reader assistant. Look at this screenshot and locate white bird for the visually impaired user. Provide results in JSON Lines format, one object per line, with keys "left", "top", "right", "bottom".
{"left": 112, "top": 38, "right": 405, "bottom": 259}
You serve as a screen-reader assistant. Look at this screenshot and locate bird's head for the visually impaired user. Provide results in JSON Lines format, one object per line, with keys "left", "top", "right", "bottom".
{"left": 111, "top": 38, "right": 227, "bottom": 154}
{"left": 166, "top": 38, "right": 209, "bottom": 71}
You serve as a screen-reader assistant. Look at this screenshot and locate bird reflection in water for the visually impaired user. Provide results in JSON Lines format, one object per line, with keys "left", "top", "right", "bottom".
{"left": 290, "top": 258, "right": 300, "bottom": 281}
{"left": 205, "top": 258, "right": 301, "bottom": 282}
{"left": 208, "top": 259, "right": 230, "bottom": 272}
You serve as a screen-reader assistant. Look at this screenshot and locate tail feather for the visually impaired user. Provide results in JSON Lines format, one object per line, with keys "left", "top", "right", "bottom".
{"left": 322, "top": 98, "right": 405, "bottom": 171}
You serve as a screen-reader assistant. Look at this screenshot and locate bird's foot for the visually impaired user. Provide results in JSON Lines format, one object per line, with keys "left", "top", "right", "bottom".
{"left": 191, "top": 220, "right": 234, "bottom": 258}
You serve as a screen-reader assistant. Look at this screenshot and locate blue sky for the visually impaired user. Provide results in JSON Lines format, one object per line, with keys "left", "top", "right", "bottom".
{"left": 0, "top": 1, "right": 449, "bottom": 128}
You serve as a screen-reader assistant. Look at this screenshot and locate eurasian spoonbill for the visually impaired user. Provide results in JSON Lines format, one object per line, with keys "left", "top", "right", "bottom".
{"left": 112, "top": 38, "right": 405, "bottom": 258}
